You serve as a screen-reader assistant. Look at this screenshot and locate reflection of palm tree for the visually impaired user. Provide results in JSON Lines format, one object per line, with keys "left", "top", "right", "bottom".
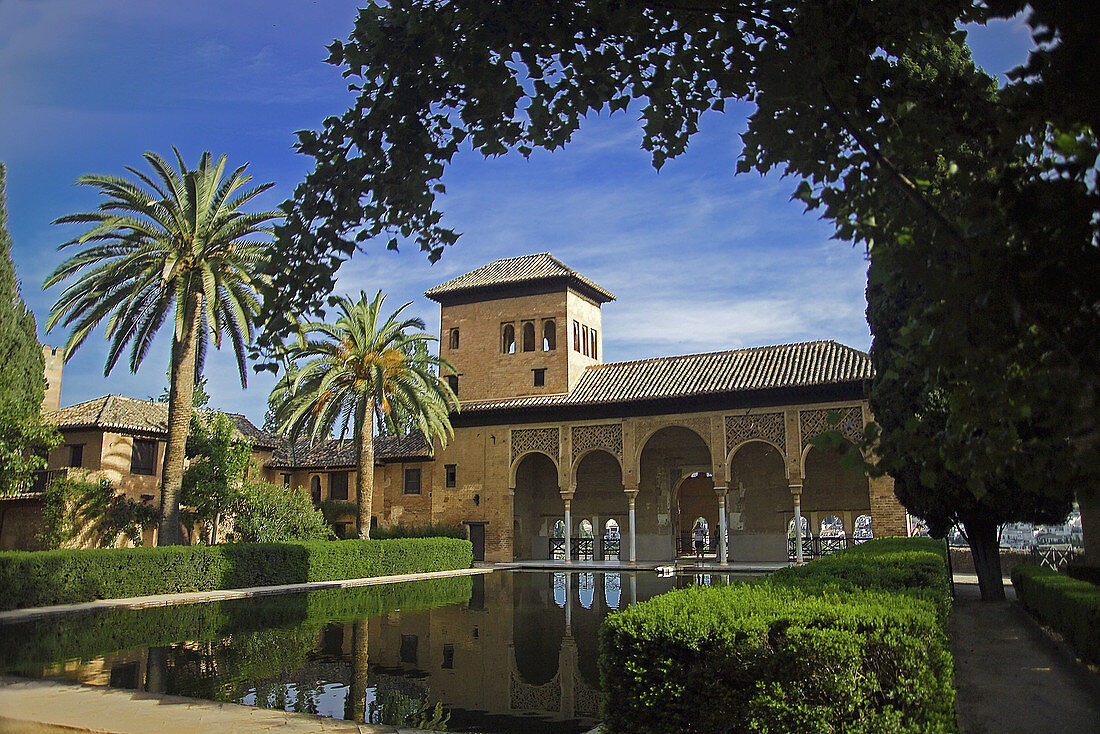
{"left": 145, "top": 646, "right": 168, "bottom": 694}
{"left": 345, "top": 621, "right": 369, "bottom": 722}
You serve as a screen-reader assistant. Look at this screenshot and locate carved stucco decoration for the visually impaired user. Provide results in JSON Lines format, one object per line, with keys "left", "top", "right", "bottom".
{"left": 724, "top": 411, "right": 786, "bottom": 456}
{"left": 571, "top": 423, "right": 623, "bottom": 464}
{"left": 574, "top": 678, "right": 601, "bottom": 717}
{"left": 799, "top": 406, "right": 864, "bottom": 450}
{"left": 510, "top": 670, "right": 561, "bottom": 712}
{"left": 511, "top": 427, "right": 559, "bottom": 463}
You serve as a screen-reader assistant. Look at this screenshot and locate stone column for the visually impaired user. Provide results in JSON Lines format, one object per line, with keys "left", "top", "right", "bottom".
{"left": 791, "top": 483, "right": 804, "bottom": 565}
{"left": 625, "top": 486, "right": 639, "bottom": 564}
{"left": 715, "top": 487, "right": 729, "bottom": 563}
{"left": 563, "top": 493, "right": 573, "bottom": 563}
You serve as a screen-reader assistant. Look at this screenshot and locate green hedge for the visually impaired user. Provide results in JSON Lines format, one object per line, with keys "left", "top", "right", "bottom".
{"left": 0, "top": 537, "right": 472, "bottom": 611}
{"left": 599, "top": 538, "right": 955, "bottom": 734}
{"left": 1063, "top": 563, "right": 1100, "bottom": 586}
{"left": 370, "top": 522, "right": 468, "bottom": 540}
{"left": 1011, "top": 565, "right": 1100, "bottom": 665}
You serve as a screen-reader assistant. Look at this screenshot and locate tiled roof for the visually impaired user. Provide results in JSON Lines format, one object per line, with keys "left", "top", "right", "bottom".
{"left": 47, "top": 395, "right": 280, "bottom": 449}
{"left": 425, "top": 253, "right": 615, "bottom": 303}
{"left": 268, "top": 432, "right": 431, "bottom": 469}
{"left": 458, "top": 341, "right": 872, "bottom": 413}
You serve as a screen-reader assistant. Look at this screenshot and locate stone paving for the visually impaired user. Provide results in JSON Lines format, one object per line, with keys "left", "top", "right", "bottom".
{"left": 950, "top": 574, "right": 1100, "bottom": 732}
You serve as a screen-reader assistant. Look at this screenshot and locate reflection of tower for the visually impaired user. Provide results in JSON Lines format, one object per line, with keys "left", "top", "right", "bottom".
{"left": 41, "top": 345, "right": 64, "bottom": 414}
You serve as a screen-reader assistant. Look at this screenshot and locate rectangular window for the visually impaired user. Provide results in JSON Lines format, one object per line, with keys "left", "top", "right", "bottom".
{"left": 449, "top": 328, "right": 460, "bottom": 350}
{"left": 130, "top": 439, "right": 157, "bottom": 475}
{"left": 282, "top": 473, "right": 291, "bottom": 488}
{"left": 581, "top": 325, "right": 590, "bottom": 357}
{"left": 400, "top": 634, "right": 418, "bottom": 664}
{"left": 446, "top": 374, "right": 459, "bottom": 395}
{"left": 533, "top": 368, "right": 546, "bottom": 387}
{"left": 590, "top": 329, "right": 598, "bottom": 359}
{"left": 329, "top": 471, "right": 349, "bottom": 500}
{"left": 442, "top": 643, "right": 455, "bottom": 669}
{"left": 68, "top": 444, "right": 84, "bottom": 468}
{"left": 445, "top": 464, "right": 456, "bottom": 488}
{"left": 404, "top": 467, "right": 422, "bottom": 495}
{"left": 573, "top": 320, "right": 581, "bottom": 352}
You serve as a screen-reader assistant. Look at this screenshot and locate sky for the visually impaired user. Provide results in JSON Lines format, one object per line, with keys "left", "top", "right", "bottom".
{"left": 0, "top": 1, "right": 1035, "bottom": 426}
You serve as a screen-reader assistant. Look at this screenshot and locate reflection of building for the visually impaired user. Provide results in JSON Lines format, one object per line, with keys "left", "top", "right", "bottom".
{"left": 403, "top": 254, "right": 905, "bottom": 561}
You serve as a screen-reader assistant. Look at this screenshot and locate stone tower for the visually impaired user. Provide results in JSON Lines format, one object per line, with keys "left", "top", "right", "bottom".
{"left": 41, "top": 344, "right": 64, "bottom": 414}
{"left": 425, "top": 253, "right": 615, "bottom": 403}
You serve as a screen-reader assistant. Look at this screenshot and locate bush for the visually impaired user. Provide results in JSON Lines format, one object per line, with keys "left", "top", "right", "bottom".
{"left": 599, "top": 538, "right": 955, "bottom": 734}
{"left": 1063, "top": 563, "right": 1100, "bottom": 586}
{"left": 371, "top": 522, "right": 468, "bottom": 540}
{"left": 228, "top": 479, "right": 333, "bottom": 543}
{"left": 0, "top": 537, "right": 472, "bottom": 611}
{"left": 1012, "top": 565, "right": 1100, "bottom": 665}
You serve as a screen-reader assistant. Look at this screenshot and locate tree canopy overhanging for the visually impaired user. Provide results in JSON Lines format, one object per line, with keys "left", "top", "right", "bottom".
{"left": 266, "top": 0, "right": 1100, "bottom": 591}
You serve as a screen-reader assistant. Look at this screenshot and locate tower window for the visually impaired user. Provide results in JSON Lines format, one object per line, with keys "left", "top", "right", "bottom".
{"left": 533, "top": 368, "right": 546, "bottom": 387}
{"left": 522, "top": 321, "right": 536, "bottom": 352}
{"left": 542, "top": 320, "right": 556, "bottom": 351}
{"left": 446, "top": 374, "right": 459, "bottom": 395}
{"left": 449, "top": 328, "right": 460, "bottom": 350}
{"left": 573, "top": 320, "right": 581, "bottom": 352}
{"left": 445, "top": 464, "right": 456, "bottom": 488}
{"left": 502, "top": 323, "right": 516, "bottom": 354}
{"left": 581, "top": 325, "right": 590, "bottom": 357}
{"left": 590, "top": 328, "right": 598, "bottom": 359}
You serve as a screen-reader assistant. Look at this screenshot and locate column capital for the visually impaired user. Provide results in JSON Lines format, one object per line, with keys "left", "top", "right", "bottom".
{"left": 788, "top": 482, "right": 803, "bottom": 496}
{"left": 713, "top": 485, "right": 729, "bottom": 498}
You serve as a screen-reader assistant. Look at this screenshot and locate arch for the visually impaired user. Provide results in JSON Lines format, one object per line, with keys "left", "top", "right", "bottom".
{"left": 638, "top": 425, "right": 714, "bottom": 560}
{"left": 726, "top": 438, "right": 788, "bottom": 481}
{"left": 512, "top": 452, "right": 563, "bottom": 560}
{"left": 788, "top": 515, "right": 810, "bottom": 538}
{"left": 309, "top": 475, "right": 321, "bottom": 504}
{"left": 798, "top": 433, "right": 858, "bottom": 478}
{"left": 578, "top": 519, "right": 594, "bottom": 538}
{"left": 513, "top": 571, "right": 564, "bottom": 684}
{"left": 543, "top": 320, "right": 556, "bottom": 351}
{"left": 800, "top": 443, "right": 871, "bottom": 524}
{"left": 604, "top": 518, "right": 619, "bottom": 538}
{"left": 448, "top": 328, "right": 459, "bottom": 350}
{"left": 502, "top": 323, "right": 516, "bottom": 354}
{"left": 604, "top": 572, "right": 621, "bottom": 609}
{"left": 509, "top": 449, "right": 560, "bottom": 488}
{"left": 728, "top": 440, "right": 788, "bottom": 535}
{"left": 820, "top": 514, "right": 845, "bottom": 537}
{"left": 571, "top": 446, "right": 623, "bottom": 475}
{"left": 854, "top": 514, "right": 873, "bottom": 539}
{"left": 522, "top": 321, "right": 536, "bottom": 352}
{"left": 634, "top": 422, "right": 713, "bottom": 472}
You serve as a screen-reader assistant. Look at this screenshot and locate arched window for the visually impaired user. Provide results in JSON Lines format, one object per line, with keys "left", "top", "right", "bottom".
{"left": 310, "top": 475, "right": 321, "bottom": 504}
{"left": 854, "top": 514, "right": 874, "bottom": 539}
{"left": 579, "top": 572, "right": 594, "bottom": 609}
{"left": 542, "top": 320, "right": 556, "bottom": 351}
{"left": 604, "top": 572, "right": 621, "bottom": 609}
{"left": 788, "top": 516, "right": 810, "bottom": 538}
{"left": 821, "top": 515, "right": 845, "bottom": 538}
{"left": 502, "top": 323, "right": 515, "bottom": 354}
{"left": 578, "top": 519, "right": 594, "bottom": 538}
{"left": 552, "top": 519, "right": 566, "bottom": 538}
{"left": 604, "top": 518, "right": 619, "bottom": 539}
{"left": 522, "top": 321, "right": 536, "bottom": 351}
{"left": 553, "top": 572, "right": 567, "bottom": 607}
{"left": 449, "top": 328, "right": 459, "bottom": 350}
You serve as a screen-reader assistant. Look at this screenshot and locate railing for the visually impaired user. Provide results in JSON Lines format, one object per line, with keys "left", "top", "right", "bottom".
{"left": 787, "top": 535, "right": 873, "bottom": 561}
{"left": 550, "top": 537, "right": 566, "bottom": 560}
{"left": 601, "top": 536, "right": 620, "bottom": 560}
{"left": 30, "top": 468, "right": 68, "bottom": 492}
{"left": 572, "top": 537, "right": 594, "bottom": 561}
{"left": 1031, "top": 546, "right": 1083, "bottom": 571}
{"left": 677, "top": 532, "right": 718, "bottom": 556}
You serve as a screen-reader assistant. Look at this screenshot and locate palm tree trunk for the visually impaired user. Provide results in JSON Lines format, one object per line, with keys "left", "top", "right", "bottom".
{"left": 355, "top": 398, "right": 376, "bottom": 539}
{"left": 157, "top": 293, "right": 202, "bottom": 546}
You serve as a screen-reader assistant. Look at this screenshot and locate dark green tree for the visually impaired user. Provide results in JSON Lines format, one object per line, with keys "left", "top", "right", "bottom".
{"left": 267, "top": 1, "right": 1098, "bottom": 596}
{"left": 181, "top": 412, "right": 253, "bottom": 544}
{"left": 0, "top": 163, "right": 59, "bottom": 494}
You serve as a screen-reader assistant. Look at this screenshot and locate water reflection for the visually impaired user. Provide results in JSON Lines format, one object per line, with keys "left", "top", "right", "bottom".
{"left": 1, "top": 571, "right": 745, "bottom": 734}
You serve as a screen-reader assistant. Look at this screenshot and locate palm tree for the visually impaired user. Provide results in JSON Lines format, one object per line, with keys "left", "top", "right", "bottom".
{"left": 276, "top": 291, "right": 457, "bottom": 538}
{"left": 45, "top": 149, "right": 278, "bottom": 545}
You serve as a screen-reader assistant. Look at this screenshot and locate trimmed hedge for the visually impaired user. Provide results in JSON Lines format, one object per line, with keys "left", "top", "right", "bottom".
{"left": 1011, "top": 565, "right": 1100, "bottom": 665}
{"left": 600, "top": 538, "right": 955, "bottom": 734}
{"left": 1064, "top": 563, "right": 1100, "bottom": 586}
{"left": 370, "top": 522, "right": 468, "bottom": 540}
{"left": 0, "top": 537, "right": 472, "bottom": 611}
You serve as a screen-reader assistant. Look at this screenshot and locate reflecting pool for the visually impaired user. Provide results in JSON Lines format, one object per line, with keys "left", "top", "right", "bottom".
{"left": 1, "top": 570, "right": 743, "bottom": 733}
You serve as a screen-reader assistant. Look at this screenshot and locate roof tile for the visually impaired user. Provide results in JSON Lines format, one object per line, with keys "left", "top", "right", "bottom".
{"left": 425, "top": 253, "right": 615, "bottom": 302}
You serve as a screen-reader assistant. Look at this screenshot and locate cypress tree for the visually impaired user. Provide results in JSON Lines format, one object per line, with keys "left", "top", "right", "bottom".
{"left": 0, "top": 163, "right": 56, "bottom": 494}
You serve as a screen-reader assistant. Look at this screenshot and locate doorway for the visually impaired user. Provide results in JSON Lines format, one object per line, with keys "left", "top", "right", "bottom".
{"left": 467, "top": 522, "right": 487, "bottom": 561}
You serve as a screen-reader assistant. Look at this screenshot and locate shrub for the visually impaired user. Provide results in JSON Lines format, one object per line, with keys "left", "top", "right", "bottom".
{"left": 1012, "top": 565, "right": 1100, "bottom": 665}
{"left": 36, "top": 477, "right": 158, "bottom": 549}
{"left": 371, "top": 522, "right": 468, "bottom": 540}
{"left": 599, "top": 538, "right": 955, "bottom": 734}
{"left": 0, "top": 537, "right": 472, "bottom": 611}
{"left": 228, "top": 479, "right": 333, "bottom": 543}
{"left": 1063, "top": 563, "right": 1100, "bottom": 586}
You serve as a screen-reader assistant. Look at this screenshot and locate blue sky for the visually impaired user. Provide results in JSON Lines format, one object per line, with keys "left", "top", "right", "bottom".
{"left": 0, "top": 1, "right": 1034, "bottom": 425}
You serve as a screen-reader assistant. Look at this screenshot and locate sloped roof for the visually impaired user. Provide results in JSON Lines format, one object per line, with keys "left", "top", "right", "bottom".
{"left": 425, "top": 253, "right": 615, "bottom": 303}
{"left": 47, "top": 395, "right": 280, "bottom": 449}
{"left": 458, "top": 340, "right": 872, "bottom": 413}
{"left": 268, "top": 432, "right": 431, "bottom": 469}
